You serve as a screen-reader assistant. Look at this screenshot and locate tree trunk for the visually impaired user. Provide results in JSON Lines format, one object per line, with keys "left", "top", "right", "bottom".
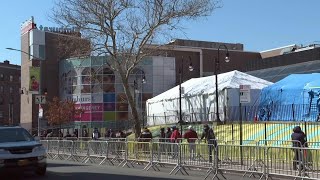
{"left": 121, "top": 75, "right": 141, "bottom": 138}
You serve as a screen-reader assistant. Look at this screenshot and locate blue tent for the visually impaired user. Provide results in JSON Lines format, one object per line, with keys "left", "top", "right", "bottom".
{"left": 259, "top": 73, "right": 320, "bottom": 121}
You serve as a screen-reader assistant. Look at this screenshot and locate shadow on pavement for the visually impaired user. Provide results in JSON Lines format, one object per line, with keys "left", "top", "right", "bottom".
{"left": 2, "top": 171, "right": 187, "bottom": 180}
{"left": 47, "top": 162, "right": 89, "bottom": 168}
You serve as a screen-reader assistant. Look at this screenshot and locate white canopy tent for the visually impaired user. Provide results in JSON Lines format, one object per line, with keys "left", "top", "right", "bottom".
{"left": 146, "top": 70, "right": 273, "bottom": 126}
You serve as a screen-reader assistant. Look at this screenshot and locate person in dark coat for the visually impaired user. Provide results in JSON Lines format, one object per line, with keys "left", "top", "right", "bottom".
{"left": 165, "top": 127, "right": 172, "bottom": 141}
{"left": 139, "top": 127, "right": 152, "bottom": 142}
{"left": 159, "top": 127, "right": 166, "bottom": 142}
{"left": 201, "top": 124, "right": 217, "bottom": 163}
{"left": 291, "top": 126, "right": 307, "bottom": 170}
{"left": 165, "top": 127, "right": 172, "bottom": 154}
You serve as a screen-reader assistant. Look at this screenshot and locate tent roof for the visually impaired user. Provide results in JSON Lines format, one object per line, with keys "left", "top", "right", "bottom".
{"left": 263, "top": 73, "right": 320, "bottom": 91}
{"left": 147, "top": 70, "right": 273, "bottom": 103}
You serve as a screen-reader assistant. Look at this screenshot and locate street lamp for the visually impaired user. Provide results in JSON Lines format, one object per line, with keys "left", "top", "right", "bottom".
{"left": 215, "top": 45, "right": 230, "bottom": 123}
{"left": 178, "top": 56, "right": 193, "bottom": 133}
{"left": 6, "top": 47, "right": 44, "bottom": 136}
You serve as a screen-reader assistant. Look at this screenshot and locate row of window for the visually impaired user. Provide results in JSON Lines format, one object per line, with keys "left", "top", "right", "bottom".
{"left": 0, "top": 86, "right": 14, "bottom": 94}
{"left": 0, "top": 96, "right": 14, "bottom": 105}
{"left": 0, "top": 74, "right": 20, "bottom": 82}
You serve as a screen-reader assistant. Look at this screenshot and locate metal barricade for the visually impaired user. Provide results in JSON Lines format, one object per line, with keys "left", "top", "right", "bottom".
{"left": 42, "top": 139, "right": 320, "bottom": 180}
{"left": 203, "top": 142, "right": 225, "bottom": 180}
{"left": 243, "top": 141, "right": 266, "bottom": 178}
{"left": 300, "top": 146, "right": 320, "bottom": 179}
{"left": 124, "top": 141, "right": 153, "bottom": 169}
{"left": 57, "top": 140, "right": 74, "bottom": 160}
{"left": 180, "top": 141, "right": 216, "bottom": 170}
{"left": 218, "top": 144, "right": 264, "bottom": 178}
{"left": 106, "top": 139, "right": 127, "bottom": 166}
{"left": 265, "top": 146, "right": 303, "bottom": 179}
{"left": 46, "top": 140, "right": 60, "bottom": 160}
{"left": 85, "top": 141, "right": 108, "bottom": 165}
{"left": 72, "top": 141, "right": 89, "bottom": 162}
{"left": 147, "top": 142, "right": 180, "bottom": 173}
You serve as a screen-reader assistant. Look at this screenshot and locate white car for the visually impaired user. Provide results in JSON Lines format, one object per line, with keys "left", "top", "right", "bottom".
{"left": 0, "top": 126, "right": 47, "bottom": 176}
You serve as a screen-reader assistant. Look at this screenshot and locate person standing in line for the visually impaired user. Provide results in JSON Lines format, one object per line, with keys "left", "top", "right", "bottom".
{"left": 201, "top": 124, "right": 217, "bottom": 163}
{"left": 170, "top": 126, "right": 181, "bottom": 158}
{"left": 183, "top": 125, "right": 198, "bottom": 160}
{"left": 291, "top": 126, "right": 307, "bottom": 171}
{"left": 159, "top": 127, "right": 166, "bottom": 152}
{"left": 165, "top": 127, "right": 172, "bottom": 155}
{"left": 92, "top": 128, "right": 101, "bottom": 140}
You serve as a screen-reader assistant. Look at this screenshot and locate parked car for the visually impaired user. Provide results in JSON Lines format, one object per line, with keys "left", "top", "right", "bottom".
{"left": 0, "top": 126, "right": 47, "bottom": 176}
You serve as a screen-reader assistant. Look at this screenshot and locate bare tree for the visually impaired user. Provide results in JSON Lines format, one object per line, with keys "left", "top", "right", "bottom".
{"left": 52, "top": 0, "right": 220, "bottom": 137}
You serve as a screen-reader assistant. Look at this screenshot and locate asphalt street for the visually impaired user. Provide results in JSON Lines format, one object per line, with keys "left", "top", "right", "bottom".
{"left": 3, "top": 160, "right": 257, "bottom": 180}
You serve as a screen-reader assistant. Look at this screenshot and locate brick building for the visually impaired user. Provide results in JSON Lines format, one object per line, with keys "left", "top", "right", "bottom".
{"left": 20, "top": 17, "right": 90, "bottom": 133}
{"left": 0, "top": 60, "right": 20, "bottom": 125}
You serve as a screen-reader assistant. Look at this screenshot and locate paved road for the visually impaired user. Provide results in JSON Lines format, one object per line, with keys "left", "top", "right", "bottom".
{"left": 4, "top": 160, "right": 257, "bottom": 180}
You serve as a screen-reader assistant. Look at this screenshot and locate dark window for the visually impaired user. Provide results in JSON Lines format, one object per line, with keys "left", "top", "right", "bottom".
{"left": 0, "top": 111, "right": 3, "bottom": 118}
{"left": 9, "top": 97, "right": 13, "bottom": 104}
{"left": 0, "top": 128, "right": 34, "bottom": 143}
{"left": 9, "top": 75, "right": 13, "bottom": 82}
{"left": 9, "top": 87, "right": 13, "bottom": 94}
{"left": 0, "top": 96, "right": 3, "bottom": 105}
{"left": 0, "top": 86, "right": 3, "bottom": 93}
{"left": 0, "top": 74, "right": 3, "bottom": 81}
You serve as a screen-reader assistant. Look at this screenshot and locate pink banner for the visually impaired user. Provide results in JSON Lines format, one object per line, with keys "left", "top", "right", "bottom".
{"left": 80, "top": 103, "right": 103, "bottom": 112}
{"left": 74, "top": 104, "right": 103, "bottom": 122}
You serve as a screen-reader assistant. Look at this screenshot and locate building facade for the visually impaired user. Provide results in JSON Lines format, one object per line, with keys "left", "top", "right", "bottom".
{"left": 20, "top": 17, "right": 90, "bottom": 132}
{"left": 0, "top": 60, "right": 21, "bottom": 125}
{"left": 59, "top": 56, "right": 176, "bottom": 130}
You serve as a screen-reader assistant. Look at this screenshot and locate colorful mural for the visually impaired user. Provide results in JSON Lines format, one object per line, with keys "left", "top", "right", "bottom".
{"left": 59, "top": 56, "right": 152, "bottom": 129}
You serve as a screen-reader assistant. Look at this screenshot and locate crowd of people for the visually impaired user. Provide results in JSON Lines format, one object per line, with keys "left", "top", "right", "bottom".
{"left": 39, "top": 124, "right": 309, "bottom": 170}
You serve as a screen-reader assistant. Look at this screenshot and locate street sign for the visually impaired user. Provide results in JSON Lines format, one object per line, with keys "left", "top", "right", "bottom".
{"left": 239, "top": 85, "right": 251, "bottom": 103}
{"left": 35, "top": 95, "right": 46, "bottom": 104}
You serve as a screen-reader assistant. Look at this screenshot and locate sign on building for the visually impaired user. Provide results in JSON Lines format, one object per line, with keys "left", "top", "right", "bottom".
{"left": 239, "top": 85, "right": 251, "bottom": 103}
{"left": 35, "top": 95, "right": 46, "bottom": 104}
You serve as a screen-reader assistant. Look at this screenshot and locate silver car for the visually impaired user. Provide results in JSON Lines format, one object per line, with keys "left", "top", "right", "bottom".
{"left": 0, "top": 126, "right": 47, "bottom": 176}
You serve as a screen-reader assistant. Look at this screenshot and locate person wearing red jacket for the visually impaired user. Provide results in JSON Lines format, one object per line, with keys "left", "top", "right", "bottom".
{"left": 183, "top": 125, "right": 198, "bottom": 160}
{"left": 170, "top": 126, "right": 181, "bottom": 143}
{"left": 170, "top": 126, "right": 181, "bottom": 158}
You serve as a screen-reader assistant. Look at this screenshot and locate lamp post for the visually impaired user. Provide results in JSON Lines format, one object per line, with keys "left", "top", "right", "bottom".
{"left": 215, "top": 45, "right": 230, "bottom": 123}
{"left": 178, "top": 56, "right": 193, "bottom": 133}
{"left": 6, "top": 47, "right": 43, "bottom": 136}
{"left": 133, "top": 70, "right": 146, "bottom": 127}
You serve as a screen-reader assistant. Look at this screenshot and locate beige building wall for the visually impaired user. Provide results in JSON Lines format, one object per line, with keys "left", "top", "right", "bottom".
{"left": 20, "top": 33, "right": 33, "bottom": 131}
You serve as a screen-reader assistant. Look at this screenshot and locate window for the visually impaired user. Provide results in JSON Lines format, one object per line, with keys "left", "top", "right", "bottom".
{"left": 0, "top": 111, "right": 3, "bottom": 118}
{"left": 9, "top": 87, "right": 13, "bottom": 94}
{"left": 9, "top": 75, "right": 13, "bottom": 82}
{"left": 0, "top": 96, "right": 3, "bottom": 105}
{"left": 0, "top": 128, "right": 34, "bottom": 143}
{"left": 9, "top": 97, "right": 13, "bottom": 104}
{"left": 0, "top": 86, "right": 3, "bottom": 93}
{"left": 0, "top": 74, "right": 3, "bottom": 81}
